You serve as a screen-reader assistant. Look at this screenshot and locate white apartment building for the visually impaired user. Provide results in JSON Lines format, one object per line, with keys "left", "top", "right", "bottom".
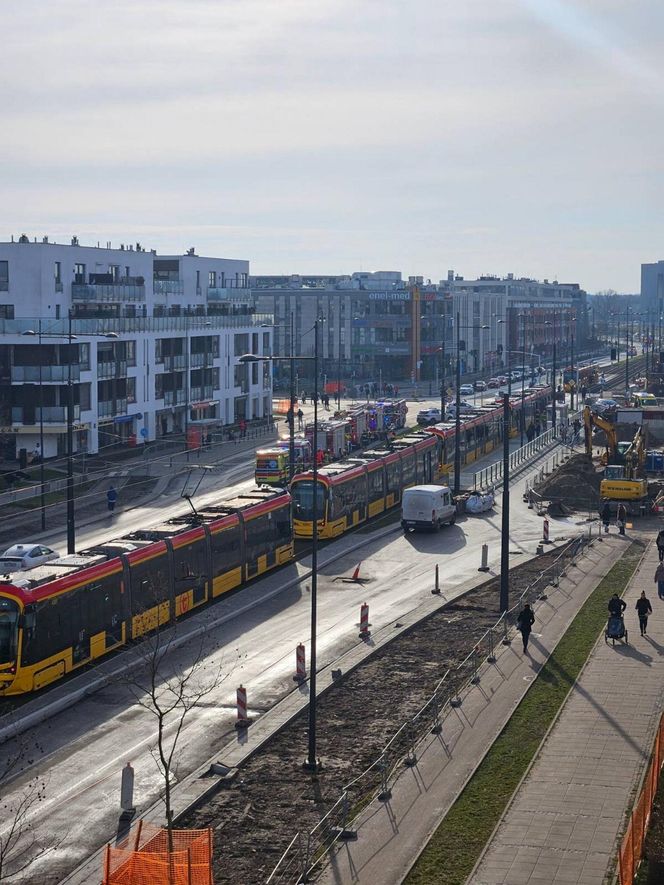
{"left": 0, "top": 235, "right": 272, "bottom": 458}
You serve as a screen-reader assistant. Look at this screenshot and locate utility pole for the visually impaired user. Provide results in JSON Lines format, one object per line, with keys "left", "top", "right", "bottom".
{"left": 499, "top": 392, "right": 510, "bottom": 613}
{"left": 454, "top": 311, "right": 461, "bottom": 495}
{"left": 66, "top": 309, "right": 75, "bottom": 554}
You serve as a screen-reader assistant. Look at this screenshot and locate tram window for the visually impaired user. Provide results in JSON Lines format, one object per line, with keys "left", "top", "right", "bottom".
{"left": 331, "top": 474, "right": 366, "bottom": 519}
{"left": 401, "top": 453, "right": 415, "bottom": 487}
{"left": 385, "top": 459, "right": 401, "bottom": 493}
{"left": 292, "top": 481, "right": 326, "bottom": 522}
{"left": 367, "top": 468, "right": 384, "bottom": 501}
{"left": 130, "top": 555, "right": 170, "bottom": 613}
{"left": 275, "top": 505, "right": 292, "bottom": 543}
{"left": 173, "top": 538, "right": 208, "bottom": 589}
{"left": 0, "top": 598, "right": 19, "bottom": 664}
{"left": 211, "top": 524, "right": 242, "bottom": 577}
{"left": 245, "top": 512, "right": 274, "bottom": 561}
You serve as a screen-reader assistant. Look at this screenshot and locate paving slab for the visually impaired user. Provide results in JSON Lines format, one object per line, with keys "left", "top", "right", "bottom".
{"left": 318, "top": 535, "right": 627, "bottom": 885}
{"left": 473, "top": 536, "right": 662, "bottom": 885}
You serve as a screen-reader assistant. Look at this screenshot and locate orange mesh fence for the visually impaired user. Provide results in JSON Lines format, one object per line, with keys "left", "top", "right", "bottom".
{"left": 273, "top": 398, "right": 298, "bottom": 415}
{"left": 618, "top": 713, "right": 664, "bottom": 885}
{"left": 103, "top": 822, "right": 213, "bottom": 885}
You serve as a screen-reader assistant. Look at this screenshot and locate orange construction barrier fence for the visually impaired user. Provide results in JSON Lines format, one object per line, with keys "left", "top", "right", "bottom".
{"left": 273, "top": 398, "right": 298, "bottom": 415}
{"left": 618, "top": 712, "right": 664, "bottom": 884}
{"left": 102, "top": 821, "right": 213, "bottom": 885}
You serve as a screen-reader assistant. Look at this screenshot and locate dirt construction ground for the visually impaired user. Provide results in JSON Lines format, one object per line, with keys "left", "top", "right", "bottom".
{"left": 181, "top": 545, "right": 577, "bottom": 884}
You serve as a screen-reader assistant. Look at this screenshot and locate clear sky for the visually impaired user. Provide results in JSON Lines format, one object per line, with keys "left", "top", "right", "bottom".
{"left": 2, "top": 0, "right": 663, "bottom": 291}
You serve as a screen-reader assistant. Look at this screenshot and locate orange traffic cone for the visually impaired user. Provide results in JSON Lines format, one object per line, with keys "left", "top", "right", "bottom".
{"left": 351, "top": 563, "right": 362, "bottom": 581}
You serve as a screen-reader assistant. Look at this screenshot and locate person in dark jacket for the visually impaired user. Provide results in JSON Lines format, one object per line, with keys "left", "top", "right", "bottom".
{"left": 617, "top": 503, "right": 627, "bottom": 536}
{"left": 608, "top": 594, "right": 627, "bottom": 617}
{"left": 636, "top": 591, "right": 653, "bottom": 636}
{"left": 107, "top": 485, "right": 118, "bottom": 513}
{"left": 517, "top": 603, "right": 535, "bottom": 653}
{"left": 657, "top": 529, "right": 664, "bottom": 562}
{"left": 655, "top": 561, "right": 664, "bottom": 600}
{"left": 601, "top": 502, "right": 612, "bottom": 534}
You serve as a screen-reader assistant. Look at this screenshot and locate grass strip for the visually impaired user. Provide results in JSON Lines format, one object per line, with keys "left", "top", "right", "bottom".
{"left": 405, "top": 540, "right": 644, "bottom": 885}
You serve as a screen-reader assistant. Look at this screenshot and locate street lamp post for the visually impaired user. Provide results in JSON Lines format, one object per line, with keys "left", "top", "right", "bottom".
{"left": 625, "top": 305, "right": 630, "bottom": 396}
{"left": 238, "top": 322, "right": 321, "bottom": 769}
{"left": 499, "top": 391, "right": 510, "bottom": 614}
{"left": 520, "top": 313, "right": 526, "bottom": 447}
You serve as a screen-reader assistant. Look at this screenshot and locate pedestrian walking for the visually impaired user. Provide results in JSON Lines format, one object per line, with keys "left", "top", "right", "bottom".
{"left": 240, "top": 418, "right": 247, "bottom": 438}
{"left": 517, "top": 603, "right": 535, "bottom": 653}
{"left": 636, "top": 591, "right": 653, "bottom": 636}
{"left": 617, "top": 502, "right": 627, "bottom": 536}
{"left": 656, "top": 528, "right": 664, "bottom": 561}
{"left": 107, "top": 485, "right": 118, "bottom": 513}
{"left": 654, "top": 561, "right": 664, "bottom": 600}
{"left": 601, "top": 501, "right": 612, "bottom": 534}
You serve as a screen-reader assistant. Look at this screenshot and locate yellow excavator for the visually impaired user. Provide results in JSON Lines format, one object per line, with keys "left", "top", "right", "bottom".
{"left": 583, "top": 406, "right": 647, "bottom": 501}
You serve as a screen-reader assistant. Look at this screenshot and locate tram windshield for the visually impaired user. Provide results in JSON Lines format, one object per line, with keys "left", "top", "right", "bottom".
{"left": 291, "top": 481, "right": 326, "bottom": 522}
{"left": 0, "top": 597, "right": 19, "bottom": 665}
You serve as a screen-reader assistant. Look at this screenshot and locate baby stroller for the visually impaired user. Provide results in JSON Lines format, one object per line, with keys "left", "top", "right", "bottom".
{"left": 605, "top": 614, "right": 628, "bottom": 646}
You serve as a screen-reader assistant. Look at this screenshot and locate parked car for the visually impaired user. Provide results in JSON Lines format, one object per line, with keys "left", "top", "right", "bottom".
{"left": 459, "top": 384, "right": 475, "bottom": 396}
{"left": 446, "top": 401, "right": 473, "bottom": 416}
{"left": 487, "top": 377, "right": 501, "bottom": 388}
{"left": 496, "top": 375, "right": 509, "bottom": 384}
{"left": 401, "top": 485, "right": 456, "bottom": 532}
{"left": 592, "top": 398, "right": 619, "bottom": 416}
{"left": 417, "top": 408, "right": 442, "bottom": 426}
{"left": 0, "top": 543, "right": 60, "bottom": 573}
{"left": 474, "top": 380, "right": 487, "bottom": 392}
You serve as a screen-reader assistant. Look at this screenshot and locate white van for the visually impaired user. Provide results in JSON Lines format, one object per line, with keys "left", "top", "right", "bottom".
{"left": 401, "top": 485, "right": 456, "bottom": 532}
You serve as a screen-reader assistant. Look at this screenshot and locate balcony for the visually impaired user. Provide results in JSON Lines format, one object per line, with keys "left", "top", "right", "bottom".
{"left": 97, "top": 360, "right": 128, "bottom": 380}
{"left": 154, "top": 280, "right": 184, "bottom": 297}
{"left": 98, "top": 399, "right": 128, "bottom": 418}
{"left": 12, "top": 405, "right": 81, "bottom": 424}
{"left": 72, "top": 283, "right": 146, "bottom": 303}
{"left": 164, "top": 389, "right": 188, "bottom": 407}
{"left": 207, "top": 287, "right": 251, "bottom": 303}
{"left": 190, "top": 352, "right": 213, "bottom": 368}
{"left": 11, "top": 365, "right": 81, "bottom": 383}
{"left": 190, "top": 386, "right": 214, "bottom": 402}
{"left": 163, "top": 354, "right": 187, "bottom": 371}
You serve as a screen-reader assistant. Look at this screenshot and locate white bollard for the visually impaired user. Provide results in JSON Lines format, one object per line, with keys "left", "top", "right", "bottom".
{"left": 478, "top": 544, "right": 490, "bottom": 572}
{"left": 120, "top": 762, "right": 135, "bottom": 819}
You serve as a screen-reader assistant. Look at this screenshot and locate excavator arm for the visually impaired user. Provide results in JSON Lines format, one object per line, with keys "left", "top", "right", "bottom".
{"left": 583, "top": 405, "right": 618, "bottom": 462}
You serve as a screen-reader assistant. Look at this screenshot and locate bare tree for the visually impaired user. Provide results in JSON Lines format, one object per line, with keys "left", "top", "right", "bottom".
{"left": 0, "top": 735, "right": 50, "bottom": 882}
{"left": 125, "top": 625, "right": 233, "bottom": 851}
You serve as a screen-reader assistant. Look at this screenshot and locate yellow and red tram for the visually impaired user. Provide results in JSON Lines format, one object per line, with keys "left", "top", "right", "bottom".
{"left": 0, "top": 488, "right": 293, "bottom": 696}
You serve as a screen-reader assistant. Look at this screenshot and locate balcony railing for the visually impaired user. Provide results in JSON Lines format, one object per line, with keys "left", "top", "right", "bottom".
{"left": 72, "top": 283, "right": 146, "bottom": 302}
{"left": 98, "top": 399, "right": 128, "bottom": 418}
{"left": 190, "top": 386, "right": 214, "bottom": 402}
{"left": 97, "top": 360, "right": 128, "bottom": 380}
{"left": 0, "top": 314, "right": 274, "bottom": 336}
{"left": 11, "top": 405, "right": 81, "bottom": 424}
{"left": 207, "top": 287, "right": 252, "bottom": 302}
{"left": 164, "top": 389, "right": 188, "bottom": 406}
{"left": 11, "top": 365, "right": 81, "bottom": 383}
{"left": 153, "top": 279, "right": 184, "bottom": 296}
{"left": 163, "top": 354, "right": 187, "bottom": 371}
{"left": 190, "top": 352, "right": 213, "bottom": 368}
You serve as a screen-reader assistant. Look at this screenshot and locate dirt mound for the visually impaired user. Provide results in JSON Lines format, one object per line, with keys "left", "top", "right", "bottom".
{"left": 538, "top": 454, "right": 602, "bottom": 508}
{"left": 547, "top": 500, "right": 574, "bottom": 517}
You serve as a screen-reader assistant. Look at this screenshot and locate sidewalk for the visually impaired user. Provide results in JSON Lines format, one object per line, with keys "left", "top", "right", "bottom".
{"left": 472, "top": 537, "right": 662, "bottom": 885}
{"left": 318, "top": 535, "right": 629, "bottom": 885}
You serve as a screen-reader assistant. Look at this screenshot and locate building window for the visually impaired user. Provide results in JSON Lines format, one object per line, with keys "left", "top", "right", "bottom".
{"left": 208, "top": 271, "right": 216, "bottom": 288}
{"left": 0, "top": 304, "right": 14, "bottom": 318}
{"left": 126, "top": 340, "right": 136, "bottom": 366}
{"left": 74, "top": 263, "right": 86, "bottom": 284}
{"left": 54, "top": 261, "right": 61, "bottom": 283}
{"left": 79, "top": 343, "right": 90, "bottom": 370}
{"left": 127, "top": 377, "right": 136, "bottom": 403}
{"left": 252, "top": 363, "right": 258, "bottom": 385}
{"left": 80, "top": 383, "right": 91, "bottom": 411}
{"left": 0, "top": 261, "right": 8, "bottom": 291}
{"left": 196, "top": 270, "right": 201, "bottom": 291}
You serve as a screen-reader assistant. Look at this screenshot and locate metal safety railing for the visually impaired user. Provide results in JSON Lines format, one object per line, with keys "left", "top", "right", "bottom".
{"left": 472, "top": 426, "right": 559, "bottom": 491}
{"left": 267, "top": 533, "right": 595, "bottom": 883}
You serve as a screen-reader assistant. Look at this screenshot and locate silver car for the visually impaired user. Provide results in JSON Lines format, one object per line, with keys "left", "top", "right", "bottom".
{"left": 0, "top": 543, "right": 60, "bottom": 573}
